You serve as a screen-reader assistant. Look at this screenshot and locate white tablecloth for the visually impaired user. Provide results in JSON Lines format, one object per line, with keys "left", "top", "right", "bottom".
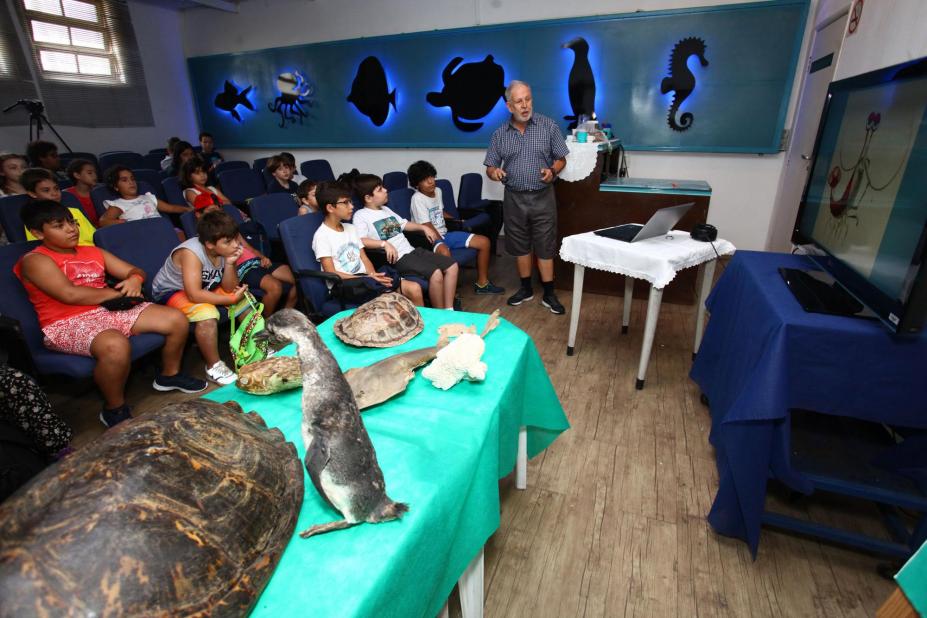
{"left": 560, "top": 230, "right": 736, "bottom": 289}
{"left": 559, "top": 140, "right": 601, "bottom": 182}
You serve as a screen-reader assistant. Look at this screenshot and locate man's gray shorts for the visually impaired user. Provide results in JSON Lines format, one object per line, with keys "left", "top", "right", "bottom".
{"left": 502, "top": 185, "right": 557, "bottom": 259}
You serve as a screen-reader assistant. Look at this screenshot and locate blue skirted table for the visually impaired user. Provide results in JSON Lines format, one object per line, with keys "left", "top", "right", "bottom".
{"left": 689, "top": 251, "right": 927, "bottom": 557}
{"left": 205, "top": 308, "right": 569, "bottom": 617}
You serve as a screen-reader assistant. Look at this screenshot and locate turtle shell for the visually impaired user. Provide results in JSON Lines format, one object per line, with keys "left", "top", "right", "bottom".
{"left": 237, "top": 355, "right": 303, "bottom": 395}
{"left": 334, "top": 292, "right": 424, "bottom": 347}
{"left": 0, "top": 400, "right": 303, "bottom": 617}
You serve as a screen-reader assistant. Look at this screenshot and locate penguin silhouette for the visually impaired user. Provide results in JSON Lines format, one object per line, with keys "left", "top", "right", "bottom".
{"left": 257, "top": 310, "right": 408, "bottom": 538}
{"left": 563, "top": 37, "right": 596, "bottom": 130}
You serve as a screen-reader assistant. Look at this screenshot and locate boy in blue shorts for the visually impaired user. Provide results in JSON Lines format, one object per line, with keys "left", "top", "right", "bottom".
{"left": 407, "top": 161, "right": 503, "bottom": 295}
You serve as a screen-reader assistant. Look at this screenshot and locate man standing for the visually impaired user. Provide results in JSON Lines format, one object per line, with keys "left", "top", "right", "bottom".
{"left": 484, "top": 80, "right": 569, "bottom": 314}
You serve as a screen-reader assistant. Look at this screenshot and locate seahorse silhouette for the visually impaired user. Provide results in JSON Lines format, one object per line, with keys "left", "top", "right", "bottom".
{"left": 660, "top": 37, "right": 709, "bottom": 132}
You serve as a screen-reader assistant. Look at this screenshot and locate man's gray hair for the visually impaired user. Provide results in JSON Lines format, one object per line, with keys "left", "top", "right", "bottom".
{"left": 505, "top": 80, "right": 531, "bottom": 102}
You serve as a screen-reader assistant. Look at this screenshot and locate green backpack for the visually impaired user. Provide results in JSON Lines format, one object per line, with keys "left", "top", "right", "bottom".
{"left": 229, "top": 291, "right": 267, "bottom": 371}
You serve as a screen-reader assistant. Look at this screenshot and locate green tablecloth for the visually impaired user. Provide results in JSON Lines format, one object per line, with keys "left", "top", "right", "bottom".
{"left": 205, "top": 308, "right": 569, "bottom": 617}
{"left": 896, "top": 541, "right": 927, "bottom": 614}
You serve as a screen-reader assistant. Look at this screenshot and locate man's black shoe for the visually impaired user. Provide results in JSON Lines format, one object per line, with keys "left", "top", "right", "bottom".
{"left": 541, "top": 293, "right": 565, "bottom": 315}
{"left": 507, "top": 288, "right": 534, "bottom": 306}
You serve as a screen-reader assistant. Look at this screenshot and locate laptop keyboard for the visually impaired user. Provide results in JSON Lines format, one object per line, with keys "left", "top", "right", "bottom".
{"left": 599, "top": 224, "right": 643, "bottom": 242}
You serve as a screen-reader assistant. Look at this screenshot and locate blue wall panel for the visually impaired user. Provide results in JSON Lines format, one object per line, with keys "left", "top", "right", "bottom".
{"left": 188, "top": 0, "right": 808, "bottom": 152}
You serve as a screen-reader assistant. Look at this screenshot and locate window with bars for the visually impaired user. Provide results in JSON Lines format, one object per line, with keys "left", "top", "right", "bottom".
{"left": 22, "top": 0, "right": 122, "bottom": 83}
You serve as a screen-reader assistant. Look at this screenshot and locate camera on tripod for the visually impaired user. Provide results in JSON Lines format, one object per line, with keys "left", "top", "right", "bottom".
{"left": 3, "top": 99, "right": 46, "bottom": 115}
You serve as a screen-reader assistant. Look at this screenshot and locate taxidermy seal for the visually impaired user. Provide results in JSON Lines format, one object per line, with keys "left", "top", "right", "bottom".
{"left": 256, "top": 309, "right": 408, "bottom": 538}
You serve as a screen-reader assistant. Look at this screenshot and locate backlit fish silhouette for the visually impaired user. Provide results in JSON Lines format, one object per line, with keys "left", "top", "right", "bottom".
{"left": 347, "top": 57, "right": 396, "bottom": 127}
{"left": 426, "top": 55, "right": 505, "bottom": 132}
{"left": 214, "top": 80, "right": 254, "bottom": 122}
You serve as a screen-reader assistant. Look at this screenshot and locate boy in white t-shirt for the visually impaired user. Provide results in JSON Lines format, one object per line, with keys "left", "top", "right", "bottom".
{"left": 312, "top": 182, "right": 423, "bottom": 306}
{"left": 407, "top": 160, "right": 504, "bottom": 295}
{"left": 352, "top": 173, "right": 459, "bottom": 309}
{"left": 98, "top": 165, "right": 191, "bottom": 226}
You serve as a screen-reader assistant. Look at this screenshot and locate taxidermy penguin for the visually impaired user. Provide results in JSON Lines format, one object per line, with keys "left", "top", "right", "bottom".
{"left": 563, "top": 36, "right": 596, "bottom": 129}
{"left": 257, "top": 310, "right": 408, "bottom": 538}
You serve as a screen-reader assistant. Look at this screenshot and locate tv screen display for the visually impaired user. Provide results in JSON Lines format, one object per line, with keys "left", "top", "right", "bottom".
{"left": 794, "top": 57, "right": 927, "bottom": 333}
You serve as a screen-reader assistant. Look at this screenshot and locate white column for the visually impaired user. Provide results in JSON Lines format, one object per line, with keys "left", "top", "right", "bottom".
{"left": 693, "top": 259, "right": 717, "bottom": 359}
{"left": 458, "top": 548, "right": 484, "bottom": 618}
{"left": 636, "top": 285, "right": 664, "bottom": 390}
{"left": 566, "top": 264, "right": 585, "bottom": 355}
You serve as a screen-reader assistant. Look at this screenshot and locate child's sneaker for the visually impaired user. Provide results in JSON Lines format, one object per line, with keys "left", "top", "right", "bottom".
{"left": 100, "top": 403, "right": 132, "bottom": 429}
{"left": 474, "top": 281, "right": 505, "bottom": 295}
{"left": 206, "top": 360, "right": 237, "bottom": 385}
{"left": 153, "top": 373, "right": 208, "bottom": 393}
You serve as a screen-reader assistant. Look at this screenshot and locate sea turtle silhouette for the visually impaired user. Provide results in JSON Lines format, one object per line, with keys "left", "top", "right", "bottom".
{"left": 427, "top": 55, "right": 505, "bottom": 132}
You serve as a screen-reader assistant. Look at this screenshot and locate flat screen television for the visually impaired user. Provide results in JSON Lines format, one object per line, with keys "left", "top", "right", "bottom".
{"left": 792, "top": 56, "right": 927, "bottom": 334}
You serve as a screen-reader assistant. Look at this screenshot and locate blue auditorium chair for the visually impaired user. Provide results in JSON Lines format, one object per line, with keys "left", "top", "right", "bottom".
{"left": 0, "top": 195, "right": 30, "bottom": 243}
{"left": 179, "top": 204, "right": 244, "bottom": 239}
{"left": 300, "top": 159, "right": 335, "bottom": 182}
{"left": 382, "top": 171, "right": 408, "bottom": 192}
{"left": 249, "top": 193, "right": 298, "bottom": 242}
{"left": 92, "top": 217, "right": 179, "bottom": 298}
{"left": 133, "top": 170, "right": 167, "bottom": 201}
{"left": 98, "top": 152, "right": 144, "bottom": 173}
{"left": 217, "top": 168, "right": 265, "bottom": 205}
{"left": 161, "top": 176, "right": 186, "bottom": 206}
{"left": 252, "top": 157, "right": 270, "bottom": 173}
{"left": 139, "top": 152, "right": 164, "bottom": 171}
{"left": 215, "top": 160, "right": 250, "bottom": 175}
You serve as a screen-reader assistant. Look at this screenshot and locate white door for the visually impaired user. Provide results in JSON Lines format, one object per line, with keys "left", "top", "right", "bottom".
{"left": 766, "top": 8, "right": 849, "bottom": 252}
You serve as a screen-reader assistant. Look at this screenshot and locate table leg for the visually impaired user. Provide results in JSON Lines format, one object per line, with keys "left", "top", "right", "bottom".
{"left": 567, "top": 265, "right": 585, "bottom": 355}
{"left": 458, "top": 548, "right": 484, "bottom": 618}
{"left": 516, "top": 426, "right": 527, "bottom": 490}
{"left": 636, "top": 285, "right": 664, "bottom": 390}
{"left": 622, "top": 276, "right": 634, "bottom": 334}
{"left": 693, "top": 259, "right": 717, "bottom": 360}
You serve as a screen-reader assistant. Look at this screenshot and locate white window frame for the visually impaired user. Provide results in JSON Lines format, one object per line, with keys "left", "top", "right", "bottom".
{"left": 21, "top": 0, "right": 125, "bottom": 85}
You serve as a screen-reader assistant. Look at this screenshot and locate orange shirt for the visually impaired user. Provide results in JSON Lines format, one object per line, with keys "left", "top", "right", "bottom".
{"left": 14, "top": 245, "right": 107, "bottom": 327}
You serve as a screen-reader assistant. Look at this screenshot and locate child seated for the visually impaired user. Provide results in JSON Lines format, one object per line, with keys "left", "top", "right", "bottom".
{"left": 280, "top": 152, "right": 306, "bottom": 184}
{"left": 199, "top": 132, "right": 223, "bottom": 172}
{"left": 64, "top": 158, "right": 99, "bottom": 225}
{"left": 0, "top": 153, "right": 27, "bottom": 196}
{"left": 266, "top": 155, "right": 298, "bottom": 195}
{"left": 161, "top": 137, "right": 180, "bottom": 172}
{"left": 99, "top": 165, "right": 191, "bottom": 226}
{"left": 352, "top": 173, "right": 458, "bottom": 309}
{"left": 151, "top": 210, "right": 251, "bottom": 385}
{"left": 22, "top": 168, "right": 96, "bottom": 246}
{"left": 15, "top": 201, "right": 206, "bottom": 428}
{"left": 194, "top": 199, "right": 296, "bottom": 316}
{"left": 407, "top": 160, "right": 504, "bottom": 295}
{"left": 313, "top": 182, "right": 423, "bottom": 306}
{"left": 169, "top": 141, "right": 196, "bottom": 178}
{"left": 181, "top": 157, "right": 232, "bottom": 208}
{"left": 297, "top": 179, "right": 318, "bottom": 215}
{"left": 26, "top": 141, "right": 67, "bottom": 183}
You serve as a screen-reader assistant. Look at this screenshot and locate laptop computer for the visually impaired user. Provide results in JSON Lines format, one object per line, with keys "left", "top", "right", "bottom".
{"left": 594, "top": 202, "right": 694, "bottom": 242}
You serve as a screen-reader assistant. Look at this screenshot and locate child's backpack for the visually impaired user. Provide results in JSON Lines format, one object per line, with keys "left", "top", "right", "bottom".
{"left": 229, "top": 291, "right": 267, "bottom": 371}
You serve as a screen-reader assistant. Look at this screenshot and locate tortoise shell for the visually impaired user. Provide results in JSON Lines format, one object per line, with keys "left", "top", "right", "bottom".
{"left": 333, "top": 292, "right": 424, "bottom": 348}
{"left": 237, "top": 355, "right": 303, "bottom": 395}
{"left": 0, "top": 400, "right": 303, "bottom": 617}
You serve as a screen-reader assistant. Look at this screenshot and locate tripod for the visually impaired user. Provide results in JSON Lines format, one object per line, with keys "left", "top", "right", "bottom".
{"left": 2, "top": 99, "right": 73, "bottom": 152}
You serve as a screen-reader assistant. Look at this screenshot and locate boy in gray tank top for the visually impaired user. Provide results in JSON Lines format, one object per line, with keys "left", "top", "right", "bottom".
{"left": 152, "top": 210, "right": 249, "bottom": 385}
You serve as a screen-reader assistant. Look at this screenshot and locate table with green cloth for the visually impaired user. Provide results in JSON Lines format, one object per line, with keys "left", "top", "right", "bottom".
{"left": 204, "top": 307, "right": 569, "bottom": 617}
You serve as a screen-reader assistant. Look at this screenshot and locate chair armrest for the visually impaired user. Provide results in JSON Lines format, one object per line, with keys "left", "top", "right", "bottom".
{"left": 459, "top": 199, "right": 491, "bottom": 213}
{"left": 293, "top": 268, "right": 342, "bottom": 286}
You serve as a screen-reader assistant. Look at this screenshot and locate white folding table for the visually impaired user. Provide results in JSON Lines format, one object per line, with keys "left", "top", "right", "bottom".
{"left": 560, "top": 230, "right": 736, "bottom": 389}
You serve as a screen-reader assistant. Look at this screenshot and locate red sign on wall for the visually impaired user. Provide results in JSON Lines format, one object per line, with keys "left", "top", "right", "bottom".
{"left": 848, "top": 0, "right": 864, "bottom": 35}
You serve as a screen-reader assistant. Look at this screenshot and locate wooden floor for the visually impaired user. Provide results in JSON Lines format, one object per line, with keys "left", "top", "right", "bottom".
{"left": 56, "top": 255, "right": 895, "bottom": 617}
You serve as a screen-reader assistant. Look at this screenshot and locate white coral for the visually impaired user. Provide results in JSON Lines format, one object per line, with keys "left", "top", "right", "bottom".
{"left": 421, "top": 333, "right": 487, "bottom": 390}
